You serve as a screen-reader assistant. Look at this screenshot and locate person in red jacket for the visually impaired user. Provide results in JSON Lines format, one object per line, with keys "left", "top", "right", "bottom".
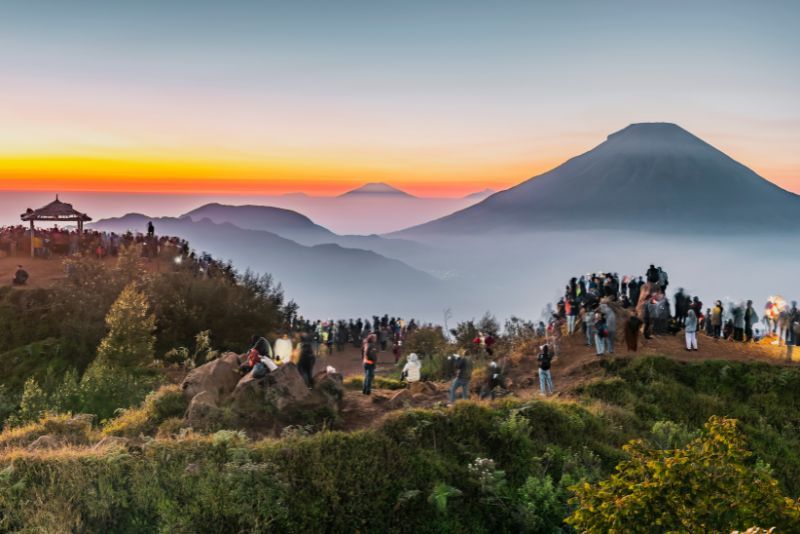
{"left": 472, "top": 331, "right": 495, "bottom": 356}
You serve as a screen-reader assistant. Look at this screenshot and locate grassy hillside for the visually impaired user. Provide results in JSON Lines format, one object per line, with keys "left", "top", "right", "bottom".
{"left": 1, "top": 357, "right": 799, "bottom": 532}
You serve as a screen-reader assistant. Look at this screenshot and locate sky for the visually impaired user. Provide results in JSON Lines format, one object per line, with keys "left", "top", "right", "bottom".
{"left": 1, "top": 0, "right": 799, "bottom": 197}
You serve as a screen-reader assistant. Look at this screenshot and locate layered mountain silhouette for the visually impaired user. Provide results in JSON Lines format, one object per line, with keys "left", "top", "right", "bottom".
{"left": 396, "top": 123, "right": 800, "bottom": 236}
{"left": 91, "top": 214, "right": 444, "bottom": 318}
{"left": 183, "top": 203, "right": 429, "bottom": 260}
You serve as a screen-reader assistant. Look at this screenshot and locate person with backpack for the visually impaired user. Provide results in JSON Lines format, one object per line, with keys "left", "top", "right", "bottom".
{"left": 362, "top": 333, "right": 378, "bottom": 395}
{"left": 448, "top": 353, "right": 472, "bottom": 403}
{"left": 593, "top": 312, "right": 608, "bottom": 356}
{"left": 685, "top": 308, "right": 699, "bottom": 351}
{"left": 297, "top": 335, "right": 316, "bottom": 388}
{"left": 537, "top": 344, "right": 555, "bottom": 396}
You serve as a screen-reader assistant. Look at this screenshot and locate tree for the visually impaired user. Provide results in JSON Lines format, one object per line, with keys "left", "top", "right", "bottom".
{"left": 96, "top": 283, "right": 156, "bottom": 368}
{"left": 567, "top": 416, "right": 800, "bottom": 533}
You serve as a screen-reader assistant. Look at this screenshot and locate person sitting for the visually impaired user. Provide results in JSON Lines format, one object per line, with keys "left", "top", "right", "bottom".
{"left": 240, "top": 347, "right": 261, "bottom": 375}
{"left": 12, "top": 265, "right": 29, "bottom": 286}
{"left": 401, "top": 353, "right": 421, "bottom": 384}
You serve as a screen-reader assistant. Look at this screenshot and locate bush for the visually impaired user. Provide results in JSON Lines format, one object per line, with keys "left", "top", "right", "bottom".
{"left": 568, "top": 416, "right": 800, "bottom": 532}
{"left": 0, "top": 413, "right": 95, "bottom": 449}
{"left": 103, "top": 384, "right": 188, "bottom": 437}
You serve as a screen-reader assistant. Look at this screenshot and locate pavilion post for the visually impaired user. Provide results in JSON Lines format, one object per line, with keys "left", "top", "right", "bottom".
{"left": 29, "top": 220, "right": 35, "bottom": 258}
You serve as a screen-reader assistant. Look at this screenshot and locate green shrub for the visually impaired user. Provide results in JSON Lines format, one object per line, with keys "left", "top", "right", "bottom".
{"left": 103, "top": 384, "right": 187, "bottom": 437}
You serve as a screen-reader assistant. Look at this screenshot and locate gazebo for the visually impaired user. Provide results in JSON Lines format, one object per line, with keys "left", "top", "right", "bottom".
{"left": 20, "top": 196, "right": 92, "bottom": 258}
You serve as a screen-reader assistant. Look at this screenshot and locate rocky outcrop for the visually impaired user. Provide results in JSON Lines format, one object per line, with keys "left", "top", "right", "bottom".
{"left": 185, "top": 391, "right": 222, "bottom": 425}
{"left": 229, "top": 363, "right": 345, "bottom": 426}
{"left": 181, "top": 352, "right": 241, "bottom": 404}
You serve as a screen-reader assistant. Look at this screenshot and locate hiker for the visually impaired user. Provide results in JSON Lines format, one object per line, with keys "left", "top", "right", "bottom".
{"left": 479, "top": 361, "right": 503, "bottom": 400}
{"left": 704, "top": 308, "right": 714, "bottom": 336}
{"left": 401, "top": 353, "right": 421, "bottom": 384}
{"left": 711, "top": 301, "right": 723, "bottom": 339}
{"left": 392, "top": 337, "right": 404, "bottom": 363}
{"left": 362, "top": 333, "right": 378, "bottom": 395}
{"left": 685, "top": 308, "right": 699, "bottom": 351}
{"left": 12, "top": 265, "right": 29, "bottom": 286}
{"left": 599, "top": 302, "right": 616, "bottom": 354}
{"left": 251, "top": 335, "right": 274, "bottom": 359}
{"left": 581, "top": 304, "right": 594, "bottom": 347}
{"left": 593, "top": 312, "right": 608, "bottom": 356}
{"left": 147, "top": 221, "right": 155, "bottom": 238}
{"left": 472, "top": 331, "right": 495, "bottom": 357}
{"left": 448, "top": 353, "right": 472, "bottom": 403}
{"left": 566, "top": 296, "right": 579, "bottom": 334}
{"left": 624, "top": 314, "right": 642, "bottom": 351}
{"left": 240, "top": 347, "right": 261, "bottom": 375}
{"left": 273, "top": 333, "right": 293, "bottom": 364}
{"left": 537, "top": 344, "right": 555, "bottom": 396}
{"left": 646, "top": 264, "right": 659, "bottom": 285}
{"left": 732, "top": 305, "right": 745, "bottom": 342}
{"left": 297, "top": 335, "right": 316, "bottom": 388}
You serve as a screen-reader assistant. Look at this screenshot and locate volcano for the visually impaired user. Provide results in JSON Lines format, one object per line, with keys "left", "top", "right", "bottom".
{"left": 395, "top": 123, "right": 800, "bottom": 236}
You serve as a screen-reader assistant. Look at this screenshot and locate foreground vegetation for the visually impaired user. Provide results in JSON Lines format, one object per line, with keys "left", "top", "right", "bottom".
{"left": 0, "top": 357, "right": 799, "bottom": 532}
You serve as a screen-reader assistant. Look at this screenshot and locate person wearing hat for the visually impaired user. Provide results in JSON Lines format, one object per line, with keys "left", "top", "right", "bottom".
{"left": 401, "top": 353, "right": 421, "bottom": 384}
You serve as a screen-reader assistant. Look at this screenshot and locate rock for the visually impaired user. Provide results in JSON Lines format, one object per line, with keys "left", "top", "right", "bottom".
{"left": 181, "top": 353, "right": 241, "bottom": 403}
{"left": 26, "top": 435, "right": 61, "bottom": 451}
{"left": 92, "top": 436, "right": 129, "bottom": 451}
{"left": 185, "top": 391, "right": 221, "bottom": 422}
{"left": 371, "top": 392, "right": 390, "bottom": 404}
{"left": 388, "top": 389, "right": 413, "bottom": 409}
{"left": 408, "top": 381, "right": 438, "bottom": 395}
{"left": 263, "top": 363, "right": 312, "bottom": 412}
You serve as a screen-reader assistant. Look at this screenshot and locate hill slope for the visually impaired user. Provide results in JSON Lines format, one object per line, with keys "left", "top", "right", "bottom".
{"left": 183, "top": 203, "right": 430, "bottom": 262}
{"left": 396, "top": 123, "right": 800, "bottom": 236}
{"left": 91, "top": 214, "right": 446, "bottom": 318}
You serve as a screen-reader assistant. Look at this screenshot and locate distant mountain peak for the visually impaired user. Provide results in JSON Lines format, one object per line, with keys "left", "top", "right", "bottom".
{"left": 463, "top": 188, "right": 496, "bottom": 200}
{"left": 340, "top": 182, "right": 415, "bottom": 198}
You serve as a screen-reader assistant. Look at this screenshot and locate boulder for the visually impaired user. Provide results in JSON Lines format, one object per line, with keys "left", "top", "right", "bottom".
{"left": 263, "top": 363, "right": 312, "bottom": 412}
{"left": 26, "top": 435, "right": 61, "bottom": 451}
{"left": 181, "top": 352, "right": 241, "bottom": 403}
{"left": 388, "top": 388, "right": 413, "bottom": 409}
{"left": 408, "top": 381, "right": 438, "bottom": 395}
{"left": 185, "top": 391, "right": 221, "bottom": 423}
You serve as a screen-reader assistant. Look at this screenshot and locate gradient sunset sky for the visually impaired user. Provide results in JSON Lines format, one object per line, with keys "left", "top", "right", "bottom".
{"left": 1, "top": 0, "right": 799, "bottom": 197}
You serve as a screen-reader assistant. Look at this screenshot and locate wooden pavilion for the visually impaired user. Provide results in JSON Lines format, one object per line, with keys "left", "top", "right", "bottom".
{"left": 20, "top": 196, "right": 92, "bottom": 257}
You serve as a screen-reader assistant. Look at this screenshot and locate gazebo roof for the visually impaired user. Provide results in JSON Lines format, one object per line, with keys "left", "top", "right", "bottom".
{"left": 21, "top": 196, "right": 92, "bottom": 223}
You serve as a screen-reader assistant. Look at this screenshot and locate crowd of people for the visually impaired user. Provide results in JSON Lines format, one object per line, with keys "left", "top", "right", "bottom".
{"left": 545, "top": 264, "right": 800, "bottom": 359}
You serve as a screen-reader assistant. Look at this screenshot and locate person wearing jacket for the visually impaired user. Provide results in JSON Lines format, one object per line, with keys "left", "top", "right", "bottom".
{"left": 625, "top": 314, "right": 642, "bottom": 351}
{"left": 711, "top": 301, "right": 724, "bottom": 340}
{"left": 599, "top": 303, "right": 617, "bottom": 354}
{"left": 593, "top": 312, "right": 608, "bottom": 356}
{"left": 537, "top": 345, "right": 555, "bottom": 396}
{"left": 479, "top": 361, "right": 503, "bottom": 400}
{"left": 401, "top": 353, "right": 421, "bottom": 384}
{"left": 448, "top": 353, "right": 472, "bottom": 403}
{"left": 685, "top": 309, "right": 699, "bottom": 351}
{"left": 297, "top": 335, "right": 316, "bottom": 388}
{"left": 581, "top": 304, "right": 594, "bottom": 347}
{"left": 273, "top": 333, "right": 293, "bottom": 364}
{"left": 362, "top": 333, "right": 379, "bottom": 395}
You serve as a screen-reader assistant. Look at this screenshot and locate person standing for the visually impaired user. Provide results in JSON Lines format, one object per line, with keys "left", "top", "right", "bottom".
{"left": 448, "top": 353, "right": 472, "bottom": 403}
{"left": 147, "top": 221, "right": 155, "bottom": 238}
{"left": 581, "top": 304, "right": 594, "bottom": 347}
{"left": 600, "top": 303, "right": 617, "bottom": 354}
{"left": 685, "top": 309, "right": 699, "bottom": 351}
{"left": 711, "top": 301, "right": 724, "bottom": 340}
{"left": 593, "top": 312, "right": 607, "bottom": 356}
{"left": 273, "top": 333, "right": 293, "bottom": 364}
{"left": 297, "top": 335, "right": 316, "bottom": 388}
{"left": 624, "top": 314, "right": 642, "bottom": 351}
{"left": 566, "top": 296, "right": 579, "bottom": 335}
{"left": 537, "top": 345, "right": 555, "bottom": 396}
{"left": 362, "top": 333, "right": 378, "bottom": 395}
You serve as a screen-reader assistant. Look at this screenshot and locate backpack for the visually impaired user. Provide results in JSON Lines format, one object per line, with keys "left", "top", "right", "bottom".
{"left": 365, "top": 342, "right": 378, "bottom": 365}
{"left": 252, "top": 361, "right": 268, "bottom": 379}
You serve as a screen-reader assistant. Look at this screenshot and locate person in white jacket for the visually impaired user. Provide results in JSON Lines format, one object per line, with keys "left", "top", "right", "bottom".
{"left": 401, "top": 353, "right": 421, "bottom": 383}
{"left": 685, "top": 309, "right": 699, "bottom": 351}
{"left": 273, "top": 333, "right": 293, "bottom": 364}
